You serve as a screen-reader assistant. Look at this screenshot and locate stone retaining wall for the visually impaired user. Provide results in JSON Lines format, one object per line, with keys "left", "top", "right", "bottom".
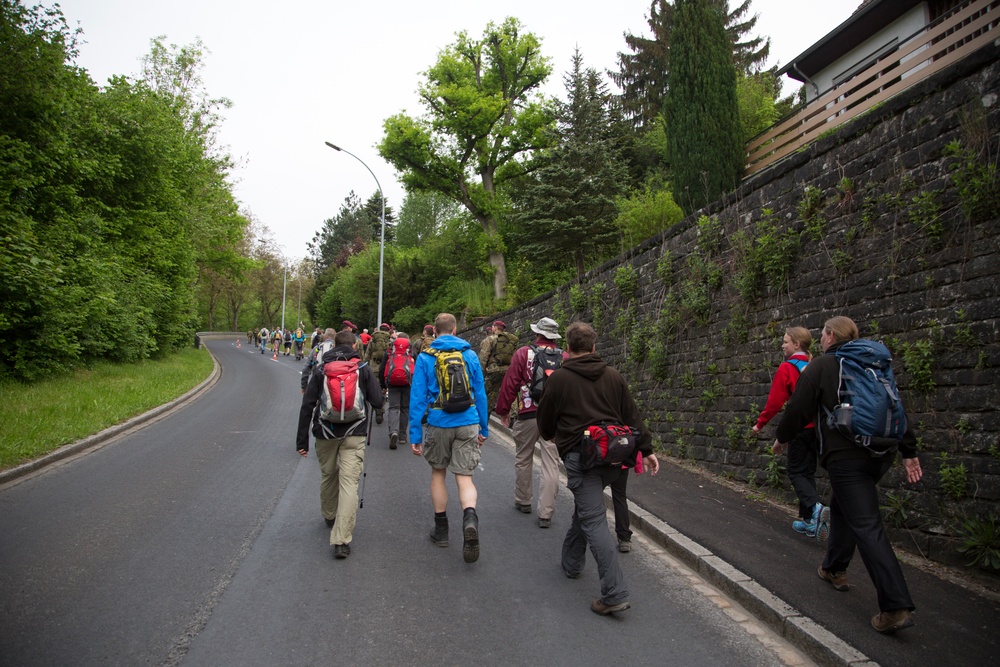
{"left": 461, "top": 42, "right": 1000, "bottom": 569}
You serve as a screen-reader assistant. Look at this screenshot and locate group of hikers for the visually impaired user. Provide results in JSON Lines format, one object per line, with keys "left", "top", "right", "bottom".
{"left": 249, "top": 325, "right": 308, "bottom": 360}
{"left": 285, "top": 312, "right": 922, "bottom": 634}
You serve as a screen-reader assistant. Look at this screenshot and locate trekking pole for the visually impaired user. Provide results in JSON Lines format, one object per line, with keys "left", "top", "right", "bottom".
{"left": 360, "top": 402, "right": 373, "bottom": 509}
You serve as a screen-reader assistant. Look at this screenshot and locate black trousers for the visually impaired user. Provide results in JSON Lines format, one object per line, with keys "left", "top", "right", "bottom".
{"left": 824, "top": 456, "right": 915, "bottom": 612}
{"left": 787, "top": 428, "right": 819, "bottom": 519}
{"left": 610, "top": 467, "right": 631, "bottom": 542}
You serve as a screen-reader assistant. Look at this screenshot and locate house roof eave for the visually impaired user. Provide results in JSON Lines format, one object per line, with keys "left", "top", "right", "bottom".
{"left": 776, "top": 0, "right": 926, "bottom": 82}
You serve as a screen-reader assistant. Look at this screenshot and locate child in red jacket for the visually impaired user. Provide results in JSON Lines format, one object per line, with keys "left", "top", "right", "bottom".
{"left": 753, "top": 326, "right": 828, "bottom": 539}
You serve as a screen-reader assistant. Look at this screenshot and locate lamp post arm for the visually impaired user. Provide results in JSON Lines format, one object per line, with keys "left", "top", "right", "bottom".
{"left": 324, "top": 141, "right": 387, "bottom": 326}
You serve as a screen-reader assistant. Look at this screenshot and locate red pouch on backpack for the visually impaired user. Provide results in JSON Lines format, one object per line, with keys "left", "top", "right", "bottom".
{"left": 579, "top": 423, "right": 639, "bottom": 469}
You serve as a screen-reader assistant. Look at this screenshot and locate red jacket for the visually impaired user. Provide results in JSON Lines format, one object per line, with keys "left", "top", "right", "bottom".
{"left": 756, "top": 352, "right": 814, "bottom": 430}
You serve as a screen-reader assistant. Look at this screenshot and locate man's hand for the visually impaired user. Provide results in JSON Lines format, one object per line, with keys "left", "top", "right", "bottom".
{"left": 500, "top": 414, "right": 511, "bottom": 428}
{"left": 297, "top": 448, "right": 308, "bottom": 458}
{"left": 477, "top": 434, "right": 486, "bottom": 446}
{"left": 772, "top": 440, "right": 786, "bottom": 456}
{"left": 411, "top": 443, "right": 423, "bottom": 456}
{"left": 902, "top": 457, "right": 922, "bottom": 484}
{"left": 643, "top": 454, "right": 660, "bottom": 476}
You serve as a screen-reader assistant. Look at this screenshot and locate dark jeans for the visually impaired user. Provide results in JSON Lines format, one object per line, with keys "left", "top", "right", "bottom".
{"left": 562, "top": 453, "right": 628, "bottom": 605}
{"left": 611, "top": 467, "right": 631, "bottom": 542}
{"left": 787, "top": 428, "right": 819, "bottom": 519}
{"left": 824, "top": 456, "right": 915, "bottom": 612}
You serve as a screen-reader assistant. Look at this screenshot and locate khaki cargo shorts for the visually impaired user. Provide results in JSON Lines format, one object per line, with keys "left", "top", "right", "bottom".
{"left": 423, "top": 424, "right": 481, "bottom": 475}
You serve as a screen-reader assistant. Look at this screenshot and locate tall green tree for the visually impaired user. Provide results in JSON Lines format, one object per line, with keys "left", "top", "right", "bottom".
{"left": 509, "top": 50, "right": 628, "bottom": 279}
{"left": 613, "top": 0, "right": 770, "bottom": 129}
{"left": 379, "top": 17, "right": 555, "bottom": 301}
{"left": 664, "top": 0, "right": 743, "bottom": 213}
{"left": 395, "top": 190, "right": 462, "bottom": 249}
{"left": 0, "top": 2, "right": 246, "bottom": 378}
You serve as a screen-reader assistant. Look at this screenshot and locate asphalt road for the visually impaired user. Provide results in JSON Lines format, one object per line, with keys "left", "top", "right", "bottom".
{"left": 1, "top": 340, "right": 798, "bottom": 666}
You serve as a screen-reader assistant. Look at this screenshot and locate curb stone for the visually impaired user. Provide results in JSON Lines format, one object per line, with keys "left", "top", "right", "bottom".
{"left": 0, "top": 350, "right": 221, "bottom": 486}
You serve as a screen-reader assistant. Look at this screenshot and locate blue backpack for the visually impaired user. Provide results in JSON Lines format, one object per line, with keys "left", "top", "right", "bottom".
{"left": 823, "top": 339, "right": 907, "bottom": 456}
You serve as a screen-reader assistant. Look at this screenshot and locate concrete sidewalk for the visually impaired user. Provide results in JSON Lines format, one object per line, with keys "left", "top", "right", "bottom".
{"left": 491, "top": 417, "right": 999, "bottom": 667}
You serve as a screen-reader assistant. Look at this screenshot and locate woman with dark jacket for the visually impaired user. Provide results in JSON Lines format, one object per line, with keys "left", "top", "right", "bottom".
{"left": 776, "top": 316, "right": 923, "bottom": 634}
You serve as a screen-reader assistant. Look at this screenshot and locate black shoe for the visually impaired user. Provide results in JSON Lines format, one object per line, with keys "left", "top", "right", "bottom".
{"left": 325, "top": 517, "right": 335, "bottom": 528}
{"left": 389, "top": 433, "right": 398, "bottom": 450}
{"left": 375, "top": 409, "right": 384, "bottom": 425}
{"left": 430, "top": 519, "right": 449, "bottom": 547}
{"left": 515, "top": 502, "right": 531, "bottom": 514}
{"left": 463, "top": 510, "right": 480, "bottom": 563}
{"left": 334, "top": 544, "right": 350, "bottom": 559}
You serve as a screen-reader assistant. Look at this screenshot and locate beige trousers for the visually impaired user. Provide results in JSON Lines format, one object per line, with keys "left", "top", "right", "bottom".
{"left": 315, "top": 434, "right": 366, "bottom": 546}
{"left": 512, "top": 417, "right": 560, "bottom": 520}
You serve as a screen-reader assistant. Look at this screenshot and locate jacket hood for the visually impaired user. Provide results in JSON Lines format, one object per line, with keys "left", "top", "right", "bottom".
{"left": 322, "top": 344, "right": 361, "bottom": 362}
{"left": 561, "top": 353, "right": 607, "bottom": 381}
{"left": 429, "top": 334, "right": 471, "bottom": 352}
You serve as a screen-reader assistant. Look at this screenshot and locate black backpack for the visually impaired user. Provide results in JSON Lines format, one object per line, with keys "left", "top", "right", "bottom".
{"left": 528, "top": 345, "right": 563, "bottom": 401}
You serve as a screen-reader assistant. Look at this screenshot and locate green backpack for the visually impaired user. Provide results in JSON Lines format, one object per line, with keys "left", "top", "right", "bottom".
{"left": 368, "top": 330, "right": 391, "bottom": 364}
{"left": 491, "top": 331, "right": 518, "bottom": 367}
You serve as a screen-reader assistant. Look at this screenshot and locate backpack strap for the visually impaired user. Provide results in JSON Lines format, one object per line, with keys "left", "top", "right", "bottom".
{"left": 785, "top": 358, "right": 808, "bottom": 374}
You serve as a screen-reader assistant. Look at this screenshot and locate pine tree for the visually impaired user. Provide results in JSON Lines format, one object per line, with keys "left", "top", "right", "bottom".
{"left": 613, "top": 0, "right": 770, "bottom": 129}
{"left": 510, "top": 50, "right": 628, "bottom": 279}
{"left": 664, "top": 0, "right": 743, "bottom": 213}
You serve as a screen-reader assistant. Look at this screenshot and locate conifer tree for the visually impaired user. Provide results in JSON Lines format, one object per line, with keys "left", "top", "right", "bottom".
{"left": 614, "top": 0, "right": 770, "bottom": 129}
{"left": 509, "top": 50, "right": 628, "bottom": 279}
{"left": 664, "top": 0, "right": 743, "bottom": 213}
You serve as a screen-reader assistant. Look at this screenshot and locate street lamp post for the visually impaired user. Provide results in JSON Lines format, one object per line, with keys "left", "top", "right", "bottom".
{"left": 281, "top": 264, "right": 287, "bottom": 332}
{"left": 325, "top": 141, "right": 386, "bottom": 327}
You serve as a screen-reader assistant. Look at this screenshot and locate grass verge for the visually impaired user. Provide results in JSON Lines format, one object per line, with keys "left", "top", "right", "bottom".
{"left": 0, "top": 346, "right": 213, "bottom": 470}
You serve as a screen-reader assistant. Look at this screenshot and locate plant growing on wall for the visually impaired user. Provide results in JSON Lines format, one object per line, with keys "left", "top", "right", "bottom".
{"left": 900, "top": 338, "right": 935, "bottom": 394}
{"left": 797, "top": 185, "right": 825, "bottom": 241}
{"left": 614, "top": 265, "right": 640, "bottom": 300}
{"left": 938, "top": 453, "right": 968, "bottom": 501}
{"left": 957, "top": 513, "right": 1000, "bottom": 571}
{"left": 944, "top": 139, "right": 1000, "bottom": 223}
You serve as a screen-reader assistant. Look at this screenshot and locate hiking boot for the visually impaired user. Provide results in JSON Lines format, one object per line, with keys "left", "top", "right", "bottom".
{"left": 430, "top": 517, "right": 449, "bottom": 548}
{"left": 618, "top": 539, "right": 632, "bottom": 553}
{"left": 462, "top": 509, "right": 480, "bottom": 563}
{"left": 564, "top": 569, "right": 582, "bottom": 579}
{"left": 389, "top": 432, "right": 398, "bottom": 450}
{"left": 871, "top": 609, "right": 914, "bottom": 634}
{"left": 324, "top": 517, "right": 335, "bottom": 528}
{"left": 375, "top": 408, "right": 384, "bottom": 425}
{"left": 591, "top": 598, "right": 631, "bottom": 615}
{"left": 815, "top": 504, "right": 831, "bottom": 541}
{"left": 333, "top": 544, "right": 350, "bottom": 559}
{"left": 818, "top": 566, "right": 850, "bottom": 591}
{"left": 538, "top": 517, "right": 550, "bottom": 529}
{"left": 515, "top": 502, "right": 532, "bottom": 514}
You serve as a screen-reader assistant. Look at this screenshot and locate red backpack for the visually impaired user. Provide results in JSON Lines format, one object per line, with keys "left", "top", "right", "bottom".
{"left": 385, "top": 347, "right": 414, "bottom": 387}
{"left": 320, "top": 360, "right": 366, "bottom": 423}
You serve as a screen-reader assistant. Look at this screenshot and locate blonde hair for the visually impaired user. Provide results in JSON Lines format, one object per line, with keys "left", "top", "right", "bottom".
{"left": 824, "top": 316, "right": 860, "bottom": 344}
{"left": 786, "top": 326, "right": 813, "bottom": 357}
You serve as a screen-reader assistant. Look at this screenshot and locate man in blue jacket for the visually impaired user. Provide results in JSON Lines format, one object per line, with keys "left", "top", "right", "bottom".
{"left": 410, "top": 312, "right": 489, "bottom": 564}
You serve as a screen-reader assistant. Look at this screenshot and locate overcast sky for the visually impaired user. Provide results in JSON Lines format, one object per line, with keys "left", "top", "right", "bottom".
{"left": 55, "top": 0, "right": 858, "bottom": 261}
